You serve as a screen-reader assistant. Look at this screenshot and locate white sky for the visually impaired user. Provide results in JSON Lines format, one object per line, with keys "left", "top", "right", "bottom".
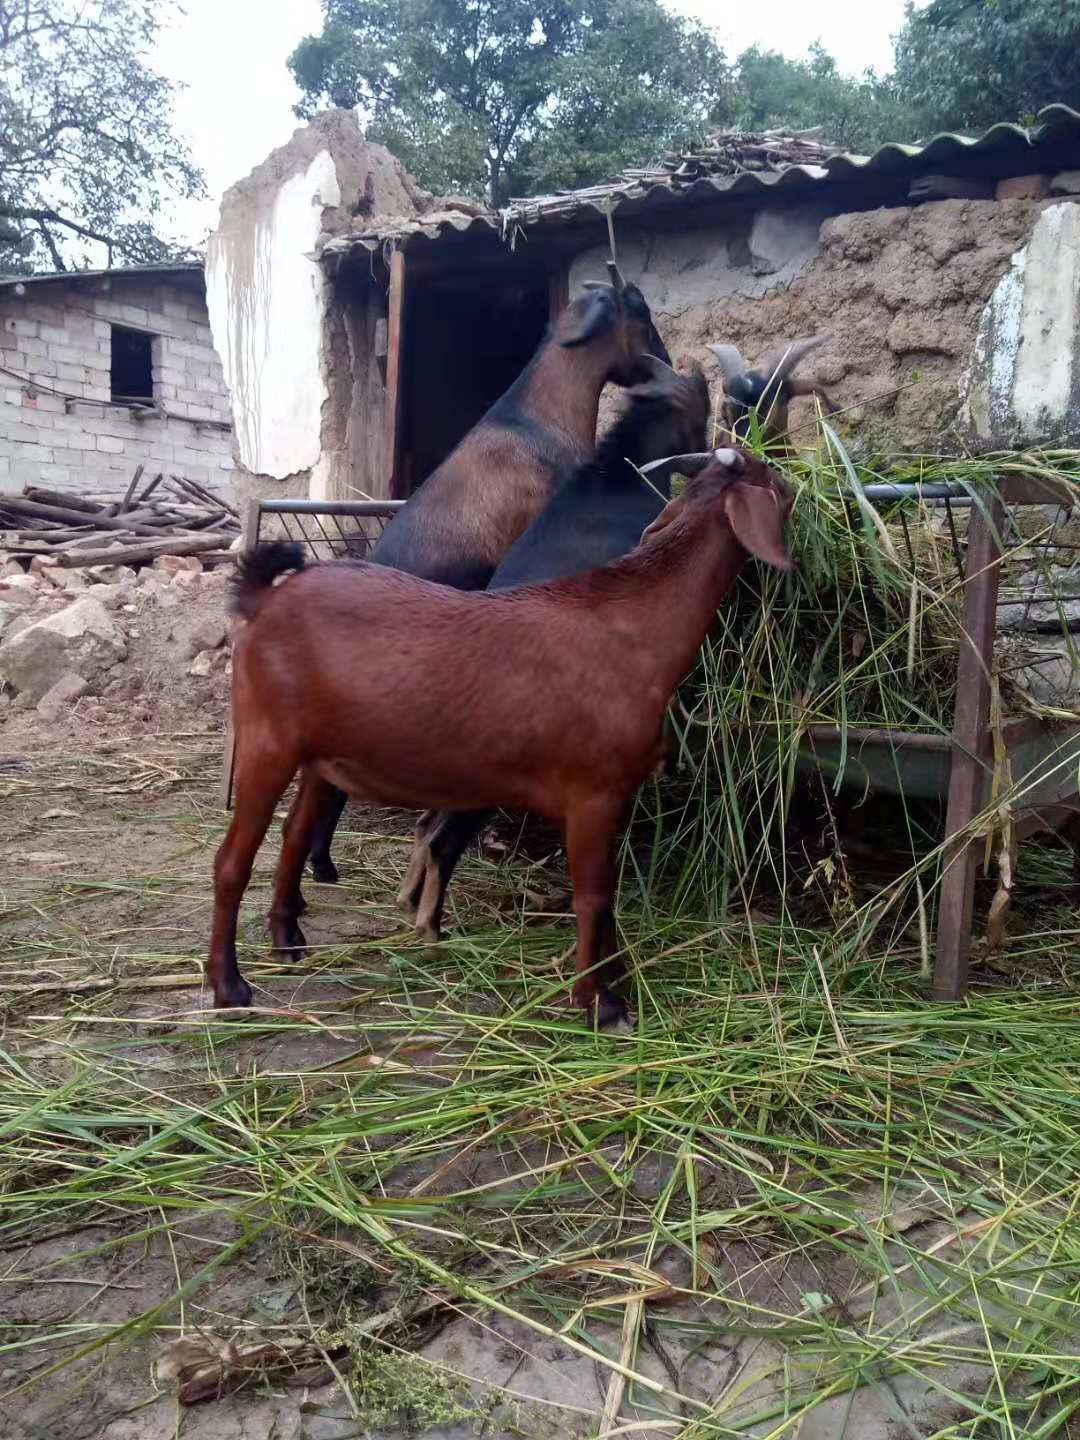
{"left": 154, "top": 0, "right": 909, "bottom": 248}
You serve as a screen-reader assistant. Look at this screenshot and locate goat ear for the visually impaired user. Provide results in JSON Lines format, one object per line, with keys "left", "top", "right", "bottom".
{"left": 640, "top": 493, "right": 688, "bottom": 545}
{"left": 558, "top": 290, "right": 617, "bottom": 347}
{"left": 723, "top": 482, "right": 792, "bottom": 571}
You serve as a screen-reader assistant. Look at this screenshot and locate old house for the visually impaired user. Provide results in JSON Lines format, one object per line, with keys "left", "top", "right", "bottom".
{"left": 206, "top": 105, "right": 1080, "bottom": 509}
{"left": 0, "top": 263, "right": 233, "bottom": 499}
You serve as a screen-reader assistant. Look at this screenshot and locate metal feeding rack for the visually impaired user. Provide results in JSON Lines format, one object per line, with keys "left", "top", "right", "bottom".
{"left": 803, "top": 471, "right": 1080, "bottom": 998}
{"left": 220, "top": 497, "right": 403, "bottom": 809}
{"left": 222, "top": 479, "right": 1080, "bottom": 1001}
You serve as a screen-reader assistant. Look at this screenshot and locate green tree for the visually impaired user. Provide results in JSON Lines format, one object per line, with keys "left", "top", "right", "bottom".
{"left": 892, "top": 0, "right": 1080, "bottom": 135}
{"left": 0, "top": 0, "right": 205, "bottom": 273}
{"left": 733, "top": 44, "right": 919, "bottom": 154}
{"left": 288, "top": 0, "right": 732, "bottom": 205}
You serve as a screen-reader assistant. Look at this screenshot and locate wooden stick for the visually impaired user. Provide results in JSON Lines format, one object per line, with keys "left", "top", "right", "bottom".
{"left": 22, "top": 487, "right": 103, "bottom": 514}
{"left": 112, "top": 463, "right": 146, "bottom": 515}
{"left": 56, "top": 533, "right": 232, "bottom": 567}
{"left": 138, "top": 471, "right": 165, "bottom": 503}
{"left": 0, "top": 495, "right": 163, "bottom": 536}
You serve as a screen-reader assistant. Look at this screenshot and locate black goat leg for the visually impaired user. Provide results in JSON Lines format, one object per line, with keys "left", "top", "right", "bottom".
{"left": 307, "top": 785, "right": 349, "bottom": 884}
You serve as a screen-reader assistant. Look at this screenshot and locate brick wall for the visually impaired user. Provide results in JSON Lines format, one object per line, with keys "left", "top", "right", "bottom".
{"left": 0, "top": 271, "right": 234, "bottom": 499}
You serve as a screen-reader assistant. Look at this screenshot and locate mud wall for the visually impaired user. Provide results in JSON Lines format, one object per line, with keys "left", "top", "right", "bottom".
{"left": 573, "top": 198, "right": 1052, "bottom": 451}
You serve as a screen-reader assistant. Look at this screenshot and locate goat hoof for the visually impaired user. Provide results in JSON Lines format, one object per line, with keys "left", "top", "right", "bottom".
{"left": 213, "top": 977, "right": 252, "bottom": 1009}
{"left": 594, "top": 989, "right": 631, "bottom": 1030}
{"left": 271, "top": 919, "right": 308, "bottom": 963}
{"left": 415, "top": 921, "right": 442, "bottom": 944}
{"left": 310, "top": 858, "right": 339, "bottom": 885}
{"left": 396, "top": 889, "right": 420, "bottom": 922}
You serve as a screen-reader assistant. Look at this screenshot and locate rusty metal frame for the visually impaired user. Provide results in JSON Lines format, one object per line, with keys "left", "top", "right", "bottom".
{"left": 219, "top": 496, "right": 404, "bottom": 810}
{"left": 827, "top": 474, "right": 1079, "bottom": 998}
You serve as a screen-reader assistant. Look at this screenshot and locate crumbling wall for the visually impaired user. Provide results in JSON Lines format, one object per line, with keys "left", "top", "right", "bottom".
{"left": 206, "top": 111, "right": 425, "bottom": 504}
{"left": 574, "top": 199, "right": 1046, "bottom": 451}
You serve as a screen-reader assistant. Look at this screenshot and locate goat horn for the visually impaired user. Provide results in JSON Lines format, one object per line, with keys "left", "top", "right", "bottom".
{"left": 606, "top": 259, "right": 626, "bottom": 293}
{"left": 640, "top": 451, "right": 712, "bottom": 477}
{"left": 707, "top": 343, "right": 749, "bottom": 383}
{"left": 762, "top": 335, "right": 831, "bottom": 385}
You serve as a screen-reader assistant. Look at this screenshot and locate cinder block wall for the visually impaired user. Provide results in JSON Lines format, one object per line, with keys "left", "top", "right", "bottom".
{"left": 0, "top": 273, "right": 234, "bottom": 498}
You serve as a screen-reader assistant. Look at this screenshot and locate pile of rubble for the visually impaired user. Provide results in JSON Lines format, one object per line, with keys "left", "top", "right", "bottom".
{"left": 0, "top": 549, "right": 234, "bottom": 728}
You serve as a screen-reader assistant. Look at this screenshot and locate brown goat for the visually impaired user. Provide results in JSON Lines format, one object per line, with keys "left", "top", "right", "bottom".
{"left": 709, "top": 336, "right": 836, "bottom": 450}
{"left": 306, "top": 270, "right": 670, "bottom": 884}
{"left": 212, "top": 447, "right": 792, "bottom": 1026}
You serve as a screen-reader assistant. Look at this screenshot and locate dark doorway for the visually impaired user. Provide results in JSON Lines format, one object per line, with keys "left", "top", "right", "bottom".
{"left": 400, "top": 269, "right": 551, "bottom": 494}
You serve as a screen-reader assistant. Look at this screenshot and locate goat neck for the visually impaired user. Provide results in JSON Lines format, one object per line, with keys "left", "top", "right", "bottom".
{"left": 563, "top": 458, "right": 790, "bottom": 701}
{"left": 516, "top": 337, "right": 615, "bottom": 451}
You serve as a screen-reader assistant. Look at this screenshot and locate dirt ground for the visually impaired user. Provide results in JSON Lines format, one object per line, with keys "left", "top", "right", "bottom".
{"left": 2, "top": 574, "right": 1076, "bottom": 1439}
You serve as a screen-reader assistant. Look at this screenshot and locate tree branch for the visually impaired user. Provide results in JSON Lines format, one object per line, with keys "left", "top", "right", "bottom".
{"left": 0, "top": 203, "right": 118, "bottom": 249}
{"left": 35, "top": 218, "right": 65, "bottom": 270}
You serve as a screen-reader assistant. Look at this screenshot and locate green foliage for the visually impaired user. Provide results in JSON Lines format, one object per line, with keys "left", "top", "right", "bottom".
{"left": 289, "top": 0, "right": 732, "bottom": 203}
{"left": 892, "top": 0, "right": 1080, "bottom": 135}
{"left": 732, "top": 44, "right": 919, "bottom": 154}
{"left": 0, "top": 0, "right": 205, "bottom": 273}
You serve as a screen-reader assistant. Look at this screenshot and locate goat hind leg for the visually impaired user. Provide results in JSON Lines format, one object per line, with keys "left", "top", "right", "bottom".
{"left": 271, "top": 770, "right": 334, "bottom": 962}
{"left": 307, "top": 785, "right": 349, "bottom": 884}
{"left": 210, "top": 748, "right": 296, "bottom": 1009}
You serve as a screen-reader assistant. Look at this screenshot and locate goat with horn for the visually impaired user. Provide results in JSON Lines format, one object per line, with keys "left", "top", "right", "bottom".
{"left": 709, "top": 336, "right": 836, "bottom": 450}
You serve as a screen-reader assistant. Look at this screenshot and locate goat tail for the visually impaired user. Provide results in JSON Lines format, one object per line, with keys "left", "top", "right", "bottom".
{"left": 229, "top": 542, "right": 306, "bottom": 620}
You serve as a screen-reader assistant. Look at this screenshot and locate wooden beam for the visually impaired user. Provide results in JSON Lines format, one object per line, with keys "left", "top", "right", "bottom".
{"left": 384, "top": 247, "right": 407, "bottom": 498}
{"left": 934, "top": 495, "right": 1005, "bottom": 999}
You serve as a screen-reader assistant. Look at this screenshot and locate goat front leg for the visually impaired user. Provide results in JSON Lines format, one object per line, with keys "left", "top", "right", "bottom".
{"left": 413, "top": 810, "right": 490, "bottom": 942}
{"left": 565, "top": 799, "right": 628, "bottom": 1028}
{"left": 210, "top": 746, "right": 295, "bottom": 1008}
{"left": 307, "top": 784, "right": 349, "bottom": 884}
{"left": 271, "top": 769, "right": 335, "bottom": 962}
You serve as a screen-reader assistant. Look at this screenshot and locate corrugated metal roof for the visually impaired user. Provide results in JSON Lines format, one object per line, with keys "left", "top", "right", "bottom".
{"left": 0, "top": 261, "right": 203, "bottom": 291}
{"left": 325, "top": 104, "right": 1080, "bottom": 257}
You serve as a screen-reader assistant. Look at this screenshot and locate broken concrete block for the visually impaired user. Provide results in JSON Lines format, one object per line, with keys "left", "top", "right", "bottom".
{"left": 996, "top": 174, "right": 1050, "bottom": 200}
{"left": 0, "top": 595, "right": 127, "bottom": 700}
{"left": 85, "top": 564, "right": 137, "bottom": 586}
{"left": 1, "top": 573, "right": 40, "bottom": 596}
{"left": 0, "top": 602, "right": 21, "bottom": 640}
{"left": 154, "top": 553, "right": 203, "bottom": 575}
{"left": 42, "top": 567, "right": 88, "bottom": 593}
{"left": 185, "top": 616, "right": 228, "bottom": 658}
{"left": 37, "top": 671, "right": 90, "bottom": 720}
{"left": 1051, "top": 170, "right": 1080, "bottom": 196}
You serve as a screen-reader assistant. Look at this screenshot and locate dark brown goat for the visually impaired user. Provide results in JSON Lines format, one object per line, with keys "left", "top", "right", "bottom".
{"left": 305, "top": 270, "right": 670, "bottom": 884}
{"left": 709, "top": 336, "right": 836, "bottom": 449}
{"left": 396, "top": 360, "right": 712, "bottom": 943}
{"left": 212, "top": 447, "right": 792, "bottom": 1026}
